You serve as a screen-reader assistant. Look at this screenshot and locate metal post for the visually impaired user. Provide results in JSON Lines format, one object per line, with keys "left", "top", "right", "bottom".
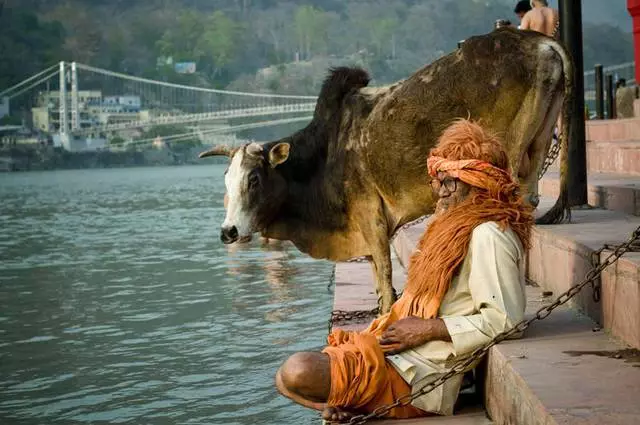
{"left": 594, "top": 64, "right": 604, "bottom": 119}
{"left": 605, "top": 74, "right": 616, "bottom": 119}
{"left": 559, "top": 0, "right": 588, "bottom": 206}
{"left": 58, "top": 61, "right": 68, "bottom": 137}
{"left": 71, "top": 62, "right": 79, "bottom": 131}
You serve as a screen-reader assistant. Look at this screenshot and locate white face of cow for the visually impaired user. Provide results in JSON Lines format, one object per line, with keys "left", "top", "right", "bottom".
{"left": 219, "top": 142, "right": 291, "bottom": 244}
{"left": 221, "top": 147, "right": 253, "bottom": 242}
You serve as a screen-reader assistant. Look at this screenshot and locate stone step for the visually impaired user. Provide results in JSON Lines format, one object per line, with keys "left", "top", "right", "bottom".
{"left": 586, "top": 117, "right": 640, "bottom": 143}
{"left": 484, "top": 284, "right": 640, "bottom": 425}
{"left": 321, "top": 409, "right": 491, "bottom": 425}
{"left": 545, "top": 139, "right": 640, "bottom": 176}
{"left": 528, "top": 199, "right": 640, "bottom": 350}
{"left": 539, "top": 171, "right": 640, "bottom": 216}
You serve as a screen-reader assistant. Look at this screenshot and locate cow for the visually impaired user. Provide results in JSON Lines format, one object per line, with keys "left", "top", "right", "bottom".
{"left": 200, "top": 28, "right": 573, "bottom": 314}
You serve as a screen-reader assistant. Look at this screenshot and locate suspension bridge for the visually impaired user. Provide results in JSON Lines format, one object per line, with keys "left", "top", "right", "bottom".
{"left": 0, "top": 61, "right": 318, "bottom": 151}
{"left": 1, "top": 60, "right": 635, "bottom": 151}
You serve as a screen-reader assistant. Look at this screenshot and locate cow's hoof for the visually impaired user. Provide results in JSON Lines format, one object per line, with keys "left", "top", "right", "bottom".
{"left": 378, "top": 289, "right": 397, "bottom": 315}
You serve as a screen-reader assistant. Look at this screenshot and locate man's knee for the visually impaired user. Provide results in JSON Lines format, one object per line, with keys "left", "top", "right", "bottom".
{"left": 277, "top": 351, "right": 330, "bottom": 396}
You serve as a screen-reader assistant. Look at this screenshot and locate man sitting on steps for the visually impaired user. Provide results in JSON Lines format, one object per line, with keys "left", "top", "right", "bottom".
{"left": 275, "top": 119, "right": 534, "bottom": 422}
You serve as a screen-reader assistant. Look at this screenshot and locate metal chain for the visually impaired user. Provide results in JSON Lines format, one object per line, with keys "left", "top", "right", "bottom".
{"left": 344, "top": 215, "right": 431, "bottom": 264}
{"left": 590, "top": 238, "right": 640, "bottom": 302}
{"left": 340, "top": 225, "right": 640, "bottom": 425}
{"left": 538, "top": 132, "right": 562, "bottom": 180}
{"left": 330, "top": 308, "right": 379, "bottom": 326}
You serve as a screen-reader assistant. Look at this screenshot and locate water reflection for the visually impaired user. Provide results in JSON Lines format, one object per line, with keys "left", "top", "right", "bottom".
{"left": 225, "top": 238, "right": 300, "bottom": 325}
{"left": 0, "top": 166, "right": 332, "bottom": 425}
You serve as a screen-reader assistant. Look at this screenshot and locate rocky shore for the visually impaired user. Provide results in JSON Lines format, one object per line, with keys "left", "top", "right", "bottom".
{"left": 0, "top": 145, "right": 213, "bottom": 172}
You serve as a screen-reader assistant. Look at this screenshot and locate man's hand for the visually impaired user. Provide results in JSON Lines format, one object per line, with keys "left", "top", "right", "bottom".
{"left": 379, "top": 317, "right": 451, "bottom": 355}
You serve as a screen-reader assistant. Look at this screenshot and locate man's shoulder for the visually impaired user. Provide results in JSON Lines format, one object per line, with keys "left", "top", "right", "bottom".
{"left": 471, "top": 222, "right": 523, "bottom": 254}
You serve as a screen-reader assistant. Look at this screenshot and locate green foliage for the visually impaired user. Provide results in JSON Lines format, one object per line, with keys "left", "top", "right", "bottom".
{"left": 0, "top": 0, "right": 634, "bottom": 100}
{"left": 109, "top": 136, "right": 125, "bottom": 146}
{"left": 0, "top": 8, "right": 64, "bottom": 90}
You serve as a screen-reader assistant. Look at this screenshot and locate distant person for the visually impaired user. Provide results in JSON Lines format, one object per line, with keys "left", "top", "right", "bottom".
{"left": 615, "top": 79, "right": 638, "bottom": 119}
{"left": 520, "top": 0, "right": 560, "bottom": 38}
{"left": 514, "top": 0, "right": 532, "bottom": 27}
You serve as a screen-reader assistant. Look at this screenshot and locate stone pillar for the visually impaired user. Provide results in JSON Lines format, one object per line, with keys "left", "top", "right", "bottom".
{"left": 628, "top": 0, "right": 640, "bottom": 83}
{"left": 58, "top": 61, "right": 69, "bottom": 146}
{"left": 71, "top": 62, "right": 79, "bottom": 131}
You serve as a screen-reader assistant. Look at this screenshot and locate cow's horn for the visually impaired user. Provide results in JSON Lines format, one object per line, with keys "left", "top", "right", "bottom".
{"left": 198, "top": 145, "right": 233, "bottom": 158}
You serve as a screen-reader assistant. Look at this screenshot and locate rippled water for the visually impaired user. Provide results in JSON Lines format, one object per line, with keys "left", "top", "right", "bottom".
{"left": 0, "top": 165, "right": 334, "bottom": 425}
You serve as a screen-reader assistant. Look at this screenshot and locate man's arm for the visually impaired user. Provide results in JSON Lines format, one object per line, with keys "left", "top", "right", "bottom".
{"left": 520, "top": 10, "right": 532, "bottom": 30}
{"left": 378, "top": 222, "right": 525, "bottom": 356}
{"left": 379, "top": 316, "right": 451, "bottom": 355}
{"left": 440, "top": 223, "right": 526, "bottom": 357}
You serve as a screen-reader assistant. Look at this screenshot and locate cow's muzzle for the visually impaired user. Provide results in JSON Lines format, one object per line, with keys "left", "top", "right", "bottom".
{"left": 220, "top": 226, "right": 239, "bottom": 244}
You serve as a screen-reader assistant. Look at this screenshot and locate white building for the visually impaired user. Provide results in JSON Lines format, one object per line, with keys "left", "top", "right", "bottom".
{"left": 0, "top": 97, "right": 9, "bottom": 119}
{"left": 103, "top": 95, "right": 141, "bottom": 109}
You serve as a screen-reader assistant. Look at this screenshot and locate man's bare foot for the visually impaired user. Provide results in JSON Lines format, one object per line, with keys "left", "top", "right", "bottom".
{"left": 322, "top": 406, "right": 359, "bottom": 423}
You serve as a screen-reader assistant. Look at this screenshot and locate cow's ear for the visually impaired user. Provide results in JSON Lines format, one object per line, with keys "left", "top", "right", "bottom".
{"left": 268, "top": 143, "right": 290, "bottom": 168}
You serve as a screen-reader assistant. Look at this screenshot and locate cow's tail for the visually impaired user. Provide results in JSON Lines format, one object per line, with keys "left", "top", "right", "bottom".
{"left": 536, "top": 39, "right": 574, "bottom": 225}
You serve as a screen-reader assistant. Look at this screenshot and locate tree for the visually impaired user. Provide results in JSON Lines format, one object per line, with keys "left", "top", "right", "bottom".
{"left": 294, "top": 5, "right": 329, "bottom": 60}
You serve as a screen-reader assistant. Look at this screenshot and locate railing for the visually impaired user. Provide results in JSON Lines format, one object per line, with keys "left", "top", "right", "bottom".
{"left": 71, "top": 103, "right": 317, "bottom": 136}
{"left": 584, "top": 61, "right": 635, "bottom": 101}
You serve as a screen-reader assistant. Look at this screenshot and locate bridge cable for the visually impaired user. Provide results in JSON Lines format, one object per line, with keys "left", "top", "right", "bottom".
{"left": 0, "top": 64, "right": 60, "bottom": 98}
{"left": 74, "top": 63, "right": 318, "bottom": 100}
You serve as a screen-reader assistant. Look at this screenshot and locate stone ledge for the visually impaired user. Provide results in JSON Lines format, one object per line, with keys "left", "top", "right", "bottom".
{"left": 539, "top": 171, "right": 640, "bottom": 216}
{"left": 527, "top": 205, "right": 640, "bottom": 350}
{"left": 546, "top": 139, "right": 640, "bottom": 176}
{"left": 586, "top": 117, "right": 640, "bottom": 143}
{"left": 485, "top": 285, "right": 640, "bottom": 425}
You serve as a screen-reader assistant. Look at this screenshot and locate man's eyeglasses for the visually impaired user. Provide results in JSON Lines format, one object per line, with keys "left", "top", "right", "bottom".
{"left": 430, "top": 177, "right": 458, "bottom": 193}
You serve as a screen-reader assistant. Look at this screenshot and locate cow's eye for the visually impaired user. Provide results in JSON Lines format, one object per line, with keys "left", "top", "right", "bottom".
{"left": 248, "top": 172, "right": 260, "bottom": 188}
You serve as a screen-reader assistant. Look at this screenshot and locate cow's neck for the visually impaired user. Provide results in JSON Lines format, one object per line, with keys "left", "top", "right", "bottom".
{"left": 262, "top": 162, "right": 347, "bottom": 252}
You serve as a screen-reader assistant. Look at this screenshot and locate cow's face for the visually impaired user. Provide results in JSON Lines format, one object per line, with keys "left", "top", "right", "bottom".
{"left": 200, "top": 142, "right": 290, "bottom": 244}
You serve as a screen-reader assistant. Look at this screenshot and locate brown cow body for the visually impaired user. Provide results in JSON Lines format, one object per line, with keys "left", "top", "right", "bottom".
{"left": 202, "top": 28, "right": 572, "bottom": 314}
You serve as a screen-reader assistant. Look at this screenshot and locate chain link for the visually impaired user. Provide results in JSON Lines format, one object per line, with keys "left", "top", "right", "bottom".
{"left": 338, "top": 225, "right": 640, "bottom": 425}
{"left": 538, "top": 133, "right": 562, "bottom": 180}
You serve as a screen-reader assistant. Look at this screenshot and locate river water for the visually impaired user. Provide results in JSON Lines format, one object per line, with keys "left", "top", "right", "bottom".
{"left": 0, "top": 165, "right": 334, "bottom": 425}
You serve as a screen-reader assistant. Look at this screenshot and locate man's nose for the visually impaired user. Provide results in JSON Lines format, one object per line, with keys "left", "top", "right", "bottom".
{"left": 220, "top": 225, "right": 238, "bottom": 244}
{"left": 438, "top": 186, "right": 451, "bottom": 197}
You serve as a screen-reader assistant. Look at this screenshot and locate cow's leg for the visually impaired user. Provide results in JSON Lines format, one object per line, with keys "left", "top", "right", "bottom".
{"left": 359, "top": 209, "right": 397, "bottom": 315}
{"left": 369, "top": 245, "right": 396, "bottom": 315}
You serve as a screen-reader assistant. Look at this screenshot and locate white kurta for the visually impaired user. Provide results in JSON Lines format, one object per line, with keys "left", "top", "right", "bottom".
{"left": 386, "top": 221, "right": 527, "bottom": 415}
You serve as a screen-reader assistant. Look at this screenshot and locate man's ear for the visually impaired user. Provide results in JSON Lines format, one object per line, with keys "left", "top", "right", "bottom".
{"left": 268, "top": 142, "right": 290, "bottom": 168}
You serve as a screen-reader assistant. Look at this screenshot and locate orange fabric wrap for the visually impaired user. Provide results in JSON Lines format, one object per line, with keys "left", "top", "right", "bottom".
{"left": 322, "top": 330, "right": 425, "bottom": 418}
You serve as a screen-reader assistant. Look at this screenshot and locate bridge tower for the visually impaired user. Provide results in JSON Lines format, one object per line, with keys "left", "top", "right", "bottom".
{"left": 58, "top": 61, "right": 70, "bottom": 148}
{"left": 70, "top": 62, "right": 80, "bottom": 132}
